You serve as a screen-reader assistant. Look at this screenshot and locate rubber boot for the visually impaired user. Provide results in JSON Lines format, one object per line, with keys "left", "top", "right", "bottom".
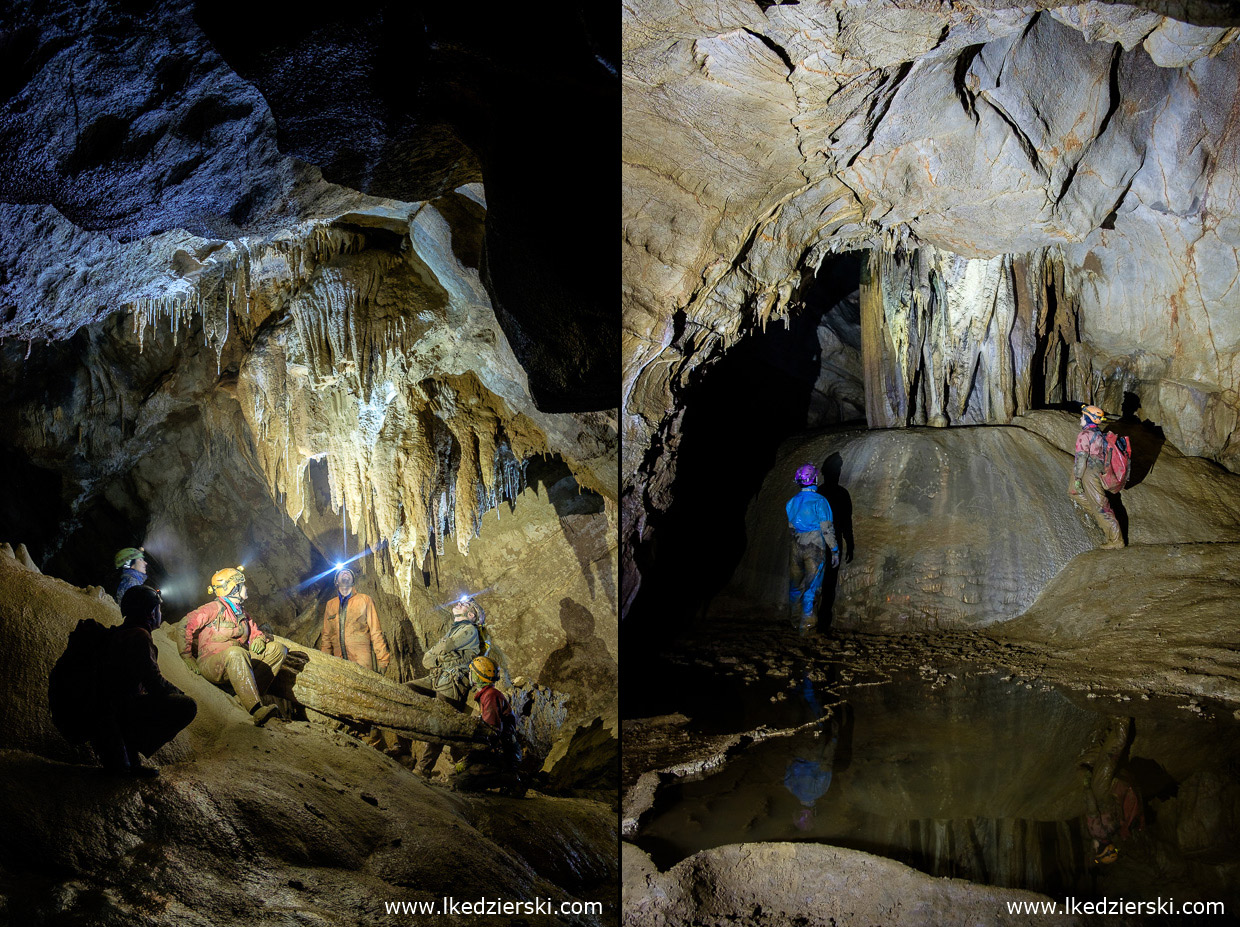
{"left": 250, "top": 704, "right": 279, "bottom": 726}
{"left": 225, "top": 650, "right": 276, "bottom": 724}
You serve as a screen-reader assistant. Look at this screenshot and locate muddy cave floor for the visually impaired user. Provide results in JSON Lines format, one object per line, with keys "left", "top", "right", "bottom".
{"left": 622, "top": 601, "right": 1240, "bottom": 920}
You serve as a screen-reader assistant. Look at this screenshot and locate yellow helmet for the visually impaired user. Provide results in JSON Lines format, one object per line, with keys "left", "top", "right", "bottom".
{"left": 469, "top": 655, "right": 499, "bottom": 687}
{"left": 208, "top": 566, "right": 246, "bottom": 598}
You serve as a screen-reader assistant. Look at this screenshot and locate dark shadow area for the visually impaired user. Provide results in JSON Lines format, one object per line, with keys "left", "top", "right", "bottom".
{"left": 626, "top": 252, "right": 865, "bottom": 659}
{"left": 539, "top": 596, "right": 617, "bottom": 709}
{"left": 1110, "top": 391, "right": 1166, "bottom": 488}
{"left": 526, "top": 454, "right": 605, "bottom": 517}
{"left": 812, "top": 451, "right": 854, "bottom": 632}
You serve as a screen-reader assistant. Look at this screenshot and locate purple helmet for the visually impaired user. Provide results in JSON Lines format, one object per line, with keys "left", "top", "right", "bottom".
{"left": 794, "top": 463, "right": 818, "bottom": 486}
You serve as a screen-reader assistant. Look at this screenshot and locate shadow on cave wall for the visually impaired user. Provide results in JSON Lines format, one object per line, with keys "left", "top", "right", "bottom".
{"left": 627, "top": 252, "right": 865, "bottom": 649}
{"left": 527, "top": 454, "right": 616, "bottom": 616}
{"left": 540, "top": 596, "right": 617, "bottom": 718}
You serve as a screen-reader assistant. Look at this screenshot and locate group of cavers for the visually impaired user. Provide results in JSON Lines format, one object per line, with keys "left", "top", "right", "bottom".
{"left": 785, "top": 404, "right": 1140, "bottom": 865}
{"left": 50, "top": 552, "right": 525, "bottom": 796}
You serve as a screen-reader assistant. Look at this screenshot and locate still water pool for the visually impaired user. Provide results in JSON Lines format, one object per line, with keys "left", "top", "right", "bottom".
{"left": 636, "top": 660, "right": 1240, "bottom": 912}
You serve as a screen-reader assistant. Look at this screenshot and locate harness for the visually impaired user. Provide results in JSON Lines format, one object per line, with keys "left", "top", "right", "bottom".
{"left": 336, "top": 593, "right": 352, "bottom": 661}
{"left": 190, "top": 599, "right": 250, "bottom": 657}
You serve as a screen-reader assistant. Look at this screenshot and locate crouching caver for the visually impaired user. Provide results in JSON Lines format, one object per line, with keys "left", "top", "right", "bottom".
{"left": 181, "top": 566, "right": 286, "bottom": 726}
{"left": 91, "top": 585, "right": 197, "bottom": 777}
{"left": 451, "top": 656, "right": 525, "bottom": 797}
{"left": 407, "top": 596, "right": 485, "bottom": 777}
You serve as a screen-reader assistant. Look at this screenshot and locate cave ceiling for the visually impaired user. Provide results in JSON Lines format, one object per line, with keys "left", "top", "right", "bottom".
{"left": 0, "top": 0, "right": 618, "bottom": 718}
{"left": 622, "top": 0, "right": 1240, "bottom": 614}
{"left": 0, "top": 0, "right": 618, "bottom": 412}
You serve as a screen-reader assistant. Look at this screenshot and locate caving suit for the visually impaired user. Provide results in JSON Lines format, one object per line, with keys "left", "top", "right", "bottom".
{"left": 320, "top": 591, "right": 391, "bottom": 672}
{"left": 1071, "top": 426, "right": 1124, "bottom": 549}
{"left": 182, "top": 598, "right": 287, "bottom": 714}
{"left": 320, "top": 590, "right": 394, "bottom": 748}
{"left": 408, "top": 618, "right": 482, "bottom": 775}
{"left": 91, "top": 624, "right": 197, "bottom": 772}
{"left": 786, "top": 486, "right": 838, "bottom": 630}
{"left": 115, "top": 568, "right": 146, "bottom": 605}
{"left": 451, "top": 683, "right": 523, "bottom": 795}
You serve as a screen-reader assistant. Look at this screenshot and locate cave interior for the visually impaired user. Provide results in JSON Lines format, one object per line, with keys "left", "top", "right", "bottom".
{"left": 623, "top": 0, "right": 1240, "bottom": 922}
{"left": 0, "top": 2, "right": 618, "bottom": 924}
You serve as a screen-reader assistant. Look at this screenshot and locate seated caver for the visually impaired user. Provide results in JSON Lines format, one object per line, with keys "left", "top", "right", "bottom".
{"left": 450, "top": 656, "right": 525, "bottom": 797}
{"left": 89, "top": 585, "right": 198, "bottom": 777}
{"left": 181, "top": 565, "right": 287, "bottom": 726}
{"left": 407, "top": 596, "right": 486, "bottom": 777}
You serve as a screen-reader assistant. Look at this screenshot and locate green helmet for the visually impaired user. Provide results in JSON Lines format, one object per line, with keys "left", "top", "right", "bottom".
{"left": 115, "top": 547, "right": 145, "bottom": 569}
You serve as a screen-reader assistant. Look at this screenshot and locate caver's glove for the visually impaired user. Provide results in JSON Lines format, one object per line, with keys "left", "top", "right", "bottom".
{"left": 1070, "top": 479, "right": 1083, "bottom": 496}
{"left": 250, "top": 636, "right": 267, "bottom": 656}
{"left": 831, "top": 550, "right": 841, "bottom": 569}
{"left": 182, "top": 655, "right": 201, "bottom": 676}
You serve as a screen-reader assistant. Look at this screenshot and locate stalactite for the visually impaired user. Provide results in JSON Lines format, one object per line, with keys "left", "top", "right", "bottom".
{"left": 862, "top": 242, "right": 1082, "bottom": 428}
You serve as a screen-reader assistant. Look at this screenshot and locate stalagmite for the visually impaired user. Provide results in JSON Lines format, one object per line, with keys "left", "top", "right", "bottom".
{"left": 270, "top": 637, "right": 489, "bottom": 746}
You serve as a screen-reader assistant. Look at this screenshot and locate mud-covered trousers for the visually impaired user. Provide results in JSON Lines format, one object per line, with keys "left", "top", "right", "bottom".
{"left": 1075, "top": 468, "right": 1123, "bottom": 548}
{"left": 789, "top": 531, "right": 826, "bottom": 626}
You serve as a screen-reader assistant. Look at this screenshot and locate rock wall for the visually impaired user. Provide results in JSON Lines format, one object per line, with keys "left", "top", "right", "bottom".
{"left": 0, "top": 13, "right": 617, "bottom": 721}
{"left": 623, "top": 0, "right": 1240, "bottom": 613}
{"left": 729, "top": 411, "right": 1240, "bottom": 632}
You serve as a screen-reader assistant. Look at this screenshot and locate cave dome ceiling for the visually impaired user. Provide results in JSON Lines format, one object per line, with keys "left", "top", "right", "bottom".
{"left": 623, "top": 0, "right": 1240, "bottom": 611}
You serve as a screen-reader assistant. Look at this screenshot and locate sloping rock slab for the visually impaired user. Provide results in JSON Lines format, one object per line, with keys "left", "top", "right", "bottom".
{"left": 994, "top": 542, "right": 1240, "bottom": 704}
{"left": 728, "top": 412, "right": 1240, "bottom": 633}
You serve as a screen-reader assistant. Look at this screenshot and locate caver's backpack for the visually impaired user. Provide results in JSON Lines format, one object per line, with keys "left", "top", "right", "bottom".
{"left": 1101, "top": 433, "right": 1132, "bottom": 492}
{"left": 48, "top": 619, "right": 110, "bottom": 743}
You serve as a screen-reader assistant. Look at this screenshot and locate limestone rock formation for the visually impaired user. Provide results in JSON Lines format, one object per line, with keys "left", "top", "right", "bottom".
{"left": 0, "top": 0, "right": 617, "bottom": 735}
{"left": 729, "top": 411, "right": 1240, "bottom": 632}
{"left": 623, "top": 842, "right": 1080, "bottom": 927}
{"left": 623, "top": 0, "right": 1240, "bottom": 611}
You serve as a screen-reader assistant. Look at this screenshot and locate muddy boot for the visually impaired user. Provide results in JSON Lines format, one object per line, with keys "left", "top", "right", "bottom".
{"left": 250, "top": 704, "right": 279, "bottom": 726}
{"left": 226, "top": 649, "right": 274, "bottom": 726}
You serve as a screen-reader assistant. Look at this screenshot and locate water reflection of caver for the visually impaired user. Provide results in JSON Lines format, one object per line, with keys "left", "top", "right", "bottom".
{"left": 1080, "top": 716, "right": 1145, "bottom": 864}
{"left": 784, "top": 719, "right": 840, "bottom": 831}
{"left": 783, "top": 675, "right": 849, "bottom": 831}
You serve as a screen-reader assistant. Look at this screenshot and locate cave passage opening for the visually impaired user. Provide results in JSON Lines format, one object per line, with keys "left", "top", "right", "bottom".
{"left": 626, "top": 251, "right": 865, "bottom": 654}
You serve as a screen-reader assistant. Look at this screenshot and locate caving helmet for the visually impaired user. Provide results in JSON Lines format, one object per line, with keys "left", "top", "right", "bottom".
{"left": 455, "top": 595, "right": 486, "bottom": 626}
{"left": 794, "top": 463, "right": 819, "bottom": 486}
{"left": 1081, "top": 405, "right": 1106, "bottom": 428}
{"left": 115, "top": 547, "right": 145, "bottom": 569}
{"left": 335, "top": 567, "right": 356, "bottom": 585}
{"left": 209, "top": 566, "right": 246, "bottom": 598}
{"left": 1094, "top": 842, "right": 1119, "bottom": 865}
{"left": 469, "top": 655, "right": 500, "bottom": 688}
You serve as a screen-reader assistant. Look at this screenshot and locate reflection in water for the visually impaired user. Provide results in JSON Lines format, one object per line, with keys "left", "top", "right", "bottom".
{"left": 638, "top": 665, "right": 1240, "bottom": 909}
{"left": 784, "top": 674, "right": 840, "bottom": 831}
